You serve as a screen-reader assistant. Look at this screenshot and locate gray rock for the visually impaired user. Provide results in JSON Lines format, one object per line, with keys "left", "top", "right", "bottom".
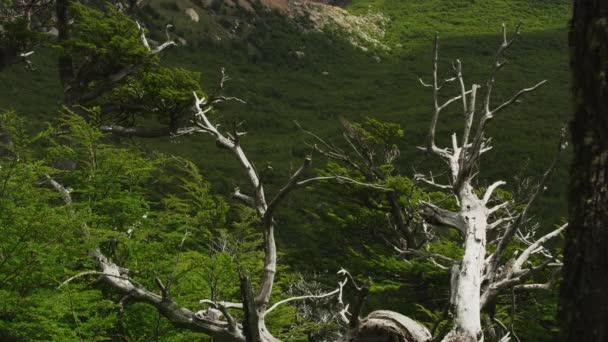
{"left": 184, "top": 8, "right": 199, "bottom": 23}
{"left": 46, "top": 27, "right": 59, "bottom": 37}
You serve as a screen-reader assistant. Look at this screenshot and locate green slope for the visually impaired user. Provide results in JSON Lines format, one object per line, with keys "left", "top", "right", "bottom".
{"left": 0, "top": 0, "right": 571, "bottom": 261}
{"left": 0, "top": 0, "right": 572, "bottom": 246}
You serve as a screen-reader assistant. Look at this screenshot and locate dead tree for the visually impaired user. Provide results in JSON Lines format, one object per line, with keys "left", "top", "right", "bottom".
{"left": 179, "top": 76, "right": 430, "bottom": 341}
{"left": 298, "top": 25, "right": 567, "bottom": 342}
{"left": 49, "top": 21, "right": 566, "bottom": 342}
{"left": 412, "top": 25, "right": 566, "bottom": 341}
{"left": 50, "top": 68, "right": 434, "bottom": 341}
{"left": 264, "top": 24, "right": 567, "bottom": 342}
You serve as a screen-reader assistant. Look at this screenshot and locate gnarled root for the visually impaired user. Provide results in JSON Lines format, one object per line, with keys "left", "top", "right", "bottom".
{"left": 342, "top": 310, "right": 432, "bottom": 342}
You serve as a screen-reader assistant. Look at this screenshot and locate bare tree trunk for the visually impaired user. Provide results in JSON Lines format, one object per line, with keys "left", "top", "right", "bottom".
{"left": 417, "top": 27, "right": 564, "bottom": 342}
{"left": 444, "top": 187, "right": 486, "bottom": 341}
{"left": 558, "top": 0, "right": 608, "bottom": 340}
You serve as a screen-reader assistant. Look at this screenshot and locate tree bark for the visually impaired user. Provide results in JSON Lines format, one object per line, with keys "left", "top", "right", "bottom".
{"left": 56, "top": 0, "right": 74, "bottom": 101}
{"left": 442, "top": 186, "right": 485, "bottom": 342}
{"left": 558, "top": 0, "right": 608, "bottom": 340}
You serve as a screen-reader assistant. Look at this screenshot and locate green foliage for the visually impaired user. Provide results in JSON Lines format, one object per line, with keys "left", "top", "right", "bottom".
{"left": 350, "top": 117, "right": 404, "bottom": 147}
{"left": 109, "top": 65, "right": 203, "bottom": 127}
{"left": 0, "top": 18, "right": 43, "bottom": 55}
{"left": 58, "top": 3, "right": 203, "bottom": 132}
{"left": 0, "top": 111, "right": 268, "bottom": 340}
{"left": 65, "top": 3, "right": 148, "bottom": 68}
{"left": 0, "top": 112, "right": 116, "bottom": 341}
{"left": 0, "top": 110, "right": 53, "bottom": 158}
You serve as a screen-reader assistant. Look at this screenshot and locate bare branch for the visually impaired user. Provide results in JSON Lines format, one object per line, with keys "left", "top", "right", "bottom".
{"left": 514, "top": 269, "right": 561, "bottom": 292}
{"left": 419, "top": 201, "right": 464, "bottom": 232}
{"left": 421, "top": 36, "right": 476, "bottom": 164}
{"left": 232, "top": 188, "right": 255, "bottom": 207}
{"left": 512, "top": 223, "right": 566, "bottom": 273}
{"left": 337, "top": 268, "right": 362, "bottom": 291}
{"left": 199, "top": 300, "right": 242, "bottom": 333}
{"left": 265, "top": 287, "right": 341, "bottom": 315}
{"left": 296, "top": 175, "right": 391, "bottom": 192}
{"left": 136, "top": 21, "right": 150, "bottom": 51}
{"left": 118, "top": 294, "right": 132, "bottom": 339}
{"left": 151, "top": 40, "right": 177, "bottom": 56}
{"left": 336, "top": 269, "right": 369, "bottom": 328}
{"left": 46, "top": 175, "right": 72, "bottom": 205}
{"left": 193, "top": 91, "right": 266, "bottom": 214}
{"left": 488, "top": 216, "right": 515, "bottom": 230}
{"left": 155, "top": 277, "right": 168, "bottom": 299}
{"left": 483, "top": 181, "right": 506, "bottom": 204}
{"left": 192, "top": 88, "right": 278, "bottom": 310}
{"left": 200, "top": 300, "right": 244, "bottom": 310}
{"left": 455, "top": 60, "right": 468, "bottom": 116}
{"left": 483, "top": 22, "right": 523, "bottom": 115}
{"left": 263, "top": 156, "right": 312, "bottom": 223}
{"left": 394, "top": 246, "right": 457, "bottom": 267}
{"left": 415, "top": 173, "right": 453, "bottom": 190}
{"left": 488, "top": 80, "right": 547, "bottom": 118}
{"left": 488, "top": 200, "right": 512, "bottom": 215}
{"left": 438, "top": 90, "right": 474, "bottom": 113}
{"left": 425, "top": 34, "right": 443, "bottom": 157}
{"left": 486, "top": 127, "right": 566, "bottom": 276}
{"left": 419, "top": 77, "right": 433, "bottom": 88}
{"left": 514, "top": 283, "right": 551, "bottom": 291}
{"left": 58, "top": 271, "right": 137, "bottom": 288}
{"left": 99, "top": 125, "right": 175, "bottom": 138}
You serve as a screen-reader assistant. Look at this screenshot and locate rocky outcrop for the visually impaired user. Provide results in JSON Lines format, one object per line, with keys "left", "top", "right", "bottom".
{"left": 152, "top": 0, "right": 387, "bottom": 52}
{"left": 287, "top": 1, "right": 389, "bottom": 51}
{"left": 292, "top": 50, "right": 306, "bottom": 59}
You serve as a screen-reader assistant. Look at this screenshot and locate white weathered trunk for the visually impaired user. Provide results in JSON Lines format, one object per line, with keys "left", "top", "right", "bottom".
{"left": 419, "top": 26, "right": 557, "bottom": 342}
{"left": 258, "top": 318, "right": 280, "bottom": 342}
{"left": 444, "top": 186, "right": 487, "bottom": 342}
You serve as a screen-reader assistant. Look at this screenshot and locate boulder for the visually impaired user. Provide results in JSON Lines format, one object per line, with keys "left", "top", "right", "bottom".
{"left": 45, "top": 27, "right": 59, "bottom": 37}
{"left": 184, "top": 8, "right": 199, "bottom": 23}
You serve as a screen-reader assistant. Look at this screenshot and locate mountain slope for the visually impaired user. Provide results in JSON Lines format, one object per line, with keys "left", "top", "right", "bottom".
{"left": 0, "top": 0, "right": 571, "bottom": 237}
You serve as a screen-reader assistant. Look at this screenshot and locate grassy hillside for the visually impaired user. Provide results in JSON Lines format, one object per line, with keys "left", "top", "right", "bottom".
{"left": 0, "top": 0, "right": 571, "bottom": 259}
{"left": 0, "top": 0, "right": 572, "bottom": 238}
